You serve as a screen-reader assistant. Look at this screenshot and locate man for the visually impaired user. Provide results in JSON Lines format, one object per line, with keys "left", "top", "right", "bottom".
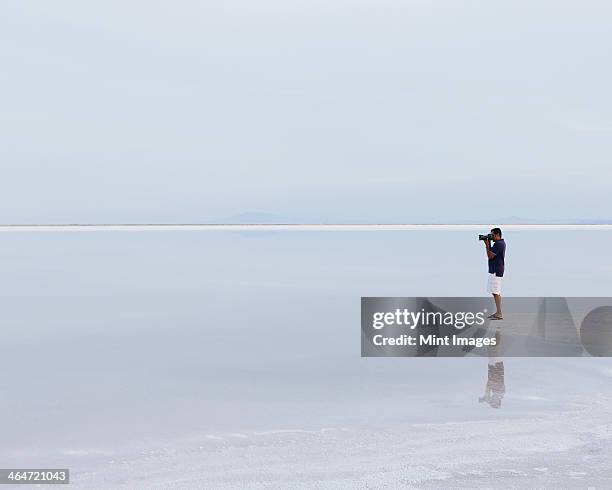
{"left": 484, "top": 227, "right": 506, "bottom": 320}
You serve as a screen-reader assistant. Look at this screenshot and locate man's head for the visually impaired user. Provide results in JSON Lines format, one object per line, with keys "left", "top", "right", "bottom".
{"left": 490, "top": 228, "right": 502, "bottom": 242}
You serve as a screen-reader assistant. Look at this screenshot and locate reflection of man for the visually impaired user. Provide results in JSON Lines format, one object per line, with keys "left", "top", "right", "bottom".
{"left": 479, "top": 329, "right": 505, "bottom": 408}
{"left": 484, "top": 227, "right": 506, "bottom": 320}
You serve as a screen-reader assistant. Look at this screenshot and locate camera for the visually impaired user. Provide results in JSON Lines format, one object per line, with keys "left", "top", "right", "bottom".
{"left": 478, "top": 233, "right": 493, "bottom": 241}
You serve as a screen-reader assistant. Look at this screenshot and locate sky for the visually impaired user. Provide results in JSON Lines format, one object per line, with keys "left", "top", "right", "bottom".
{"left": 1, "top": 0, "right": 611, "bottom": 223}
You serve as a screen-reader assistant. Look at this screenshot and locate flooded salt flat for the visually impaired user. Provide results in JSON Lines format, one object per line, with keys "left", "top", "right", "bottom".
{"left": 1, "top": 228, "right": 612, "bottom": 478}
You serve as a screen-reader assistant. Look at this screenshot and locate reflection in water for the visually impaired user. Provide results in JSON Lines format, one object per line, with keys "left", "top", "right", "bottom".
{"left": 479, "top": 329, "right": 505, "bottom": 409}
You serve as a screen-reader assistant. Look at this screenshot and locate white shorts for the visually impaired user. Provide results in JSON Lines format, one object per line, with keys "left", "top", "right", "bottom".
{"left": 487, "top": 273, "right": 502, "bottom": 295}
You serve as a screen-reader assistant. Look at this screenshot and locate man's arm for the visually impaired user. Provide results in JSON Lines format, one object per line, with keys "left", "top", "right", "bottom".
{"left": 485, "top": 240, "right": 496, "bottom": 260}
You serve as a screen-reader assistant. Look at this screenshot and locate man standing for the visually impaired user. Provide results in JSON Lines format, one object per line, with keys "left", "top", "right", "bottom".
{"left": 485, "top": 227, "right": 506, "bottom": 320}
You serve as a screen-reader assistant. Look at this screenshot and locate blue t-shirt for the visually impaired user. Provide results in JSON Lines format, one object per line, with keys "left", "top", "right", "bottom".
{"left": 488, "top": 239, "right": 506, "bottom": 277}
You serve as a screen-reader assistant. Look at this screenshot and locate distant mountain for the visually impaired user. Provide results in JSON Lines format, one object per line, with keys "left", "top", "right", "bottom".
{"left": 481, "top": 217, "right": 612, "bottom": 225}
{"left": 213, "top": 212, "right": 612, "bottom": 225}
{"left": 221, "top": 212, "right": 297, "bottom": 224}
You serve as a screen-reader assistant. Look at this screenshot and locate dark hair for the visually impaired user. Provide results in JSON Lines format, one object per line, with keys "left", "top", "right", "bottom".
{"left": 491, "top": 227, "right": 502, "bottom": 238}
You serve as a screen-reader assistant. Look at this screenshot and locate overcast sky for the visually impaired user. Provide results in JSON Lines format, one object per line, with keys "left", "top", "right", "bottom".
{"left": 2, "top": 0, "right": 611, "bottom": 223}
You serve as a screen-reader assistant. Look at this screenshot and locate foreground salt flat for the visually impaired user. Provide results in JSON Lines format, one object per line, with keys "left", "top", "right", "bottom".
{"left": 75, "top": 393, "right": 612, "bottom": 488}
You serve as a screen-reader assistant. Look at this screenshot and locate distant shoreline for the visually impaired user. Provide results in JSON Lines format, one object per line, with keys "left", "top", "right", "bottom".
{"left": 1, "top": 224, "right": 611, "bottom": 232}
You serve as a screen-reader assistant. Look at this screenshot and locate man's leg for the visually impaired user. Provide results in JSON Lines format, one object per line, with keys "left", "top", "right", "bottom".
{"left": 493, "top": 293, "right": 502, "bottom": 317}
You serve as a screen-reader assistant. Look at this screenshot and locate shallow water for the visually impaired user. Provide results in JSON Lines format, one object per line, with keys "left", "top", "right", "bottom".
{"left": 1, "top": 229, "right": 611, "bottom": 471}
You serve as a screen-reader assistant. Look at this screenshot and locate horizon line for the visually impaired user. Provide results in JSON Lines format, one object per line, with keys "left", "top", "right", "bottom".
{"left": 1, "top": 223, "right": 611, "bottom": 232}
